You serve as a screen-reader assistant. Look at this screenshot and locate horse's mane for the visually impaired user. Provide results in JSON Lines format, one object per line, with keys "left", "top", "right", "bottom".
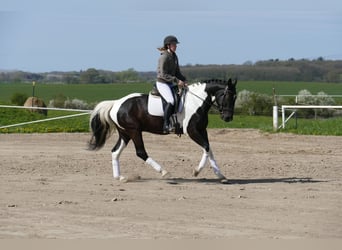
{"left": 189, "top": 79, "right": 229, "bottom": 87}
{"left": 201, "top": 79, "right": 230, "bottom": 85}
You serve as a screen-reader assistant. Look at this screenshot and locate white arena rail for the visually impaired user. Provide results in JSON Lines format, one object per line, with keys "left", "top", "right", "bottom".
{"left": 272, "top": 94, "right": 342, "bottom": 130}
{"left": 0, "top": 105, "right": 92, "bottom": 129}
{"left": 278, "top": 105, "right": 342, "bottom": 129}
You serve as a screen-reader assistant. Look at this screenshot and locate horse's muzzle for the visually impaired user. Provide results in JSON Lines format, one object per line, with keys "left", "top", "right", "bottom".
{"left": 221, "top": 114, "right": 233, "bottom": 122}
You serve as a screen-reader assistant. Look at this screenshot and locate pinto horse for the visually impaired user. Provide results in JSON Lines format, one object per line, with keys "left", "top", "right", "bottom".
{"left": 89, "top": 79, "right": 237, "bottom": 181}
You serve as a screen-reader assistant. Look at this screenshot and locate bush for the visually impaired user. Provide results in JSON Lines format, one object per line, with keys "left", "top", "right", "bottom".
{"left": 49, "top": 94, "right": 90, "bottom": 110}
{"left": 235, "top": 89, "right": 273, "bottom": 115}
{"left": 315, "top": 91, "right": 336, "bottom": 117}
{"left": 296, "top": 89, "right": 336, "bottom": 118}
{"left": 11, "top": 92, "right": 28, "bottom": 105}
{"left": 49, "top": 93, "right": 67, "bottom": 108}
{"left": 64, "top": 98, "right": 90, "bottom": 110}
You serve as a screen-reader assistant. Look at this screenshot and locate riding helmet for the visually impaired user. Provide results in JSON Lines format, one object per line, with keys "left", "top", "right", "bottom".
{"left": 164, "top": 35, "right": 180, "bottom": 46}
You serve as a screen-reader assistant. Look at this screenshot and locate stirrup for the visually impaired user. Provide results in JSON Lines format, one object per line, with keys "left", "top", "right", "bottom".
{"left": 163, "top": 124, "right": 174, "bottom": 134}
{"left": 163, "top": 125, "right": 170, "bottom": 134}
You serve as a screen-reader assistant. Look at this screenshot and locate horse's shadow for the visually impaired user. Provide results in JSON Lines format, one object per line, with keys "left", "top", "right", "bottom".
{"left": 160, "top": 177, "right": 324, "bottom": 185}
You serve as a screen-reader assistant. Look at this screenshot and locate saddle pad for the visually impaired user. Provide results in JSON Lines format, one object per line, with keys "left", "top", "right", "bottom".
{"left": 147, "top": 93, "right": 164, "bottom": 116}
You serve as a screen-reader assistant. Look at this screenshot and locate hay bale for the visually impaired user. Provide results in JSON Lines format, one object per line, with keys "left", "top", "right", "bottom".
{"left": 23, "top": 97, "right": 48, "bottom": 116}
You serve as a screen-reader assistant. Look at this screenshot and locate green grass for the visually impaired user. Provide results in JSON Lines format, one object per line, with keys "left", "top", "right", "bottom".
{"left": 0, "top": 108, "right": 90, "bottom": 133}
{"left": 1, "top": 107, "right": 341, "bottom": 136}
{"left": 209, "top": 114, "right": 342, "bottom": 135}
{"left": 208, "top": 114, "right": 273, "bottom": 130}
{"left": 0, "top": 82, "right": 153, "bottom": 104}
{"left": 1, "top": 81, "right": 341, "bottom": 135}
{"left": 278, "top": 116, "right": 342, "bottom": 135}
{"left": 237, "top": 81, "right": 342, "bottom": 96}
{"left": 1, "top": 81, "right": 341, "bottom": 104}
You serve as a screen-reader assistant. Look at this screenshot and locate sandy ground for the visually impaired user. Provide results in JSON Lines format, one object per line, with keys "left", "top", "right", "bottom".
{"left": 0, "top": 129, "right": 341, "bottom": 239}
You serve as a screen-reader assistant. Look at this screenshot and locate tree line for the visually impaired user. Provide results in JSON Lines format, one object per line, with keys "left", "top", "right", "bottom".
{"left": 1, "top": 58, "right": 341, "bottom": 84}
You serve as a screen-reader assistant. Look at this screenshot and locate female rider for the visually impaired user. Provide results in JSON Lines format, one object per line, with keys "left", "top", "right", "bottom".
{"left": 156, "top": 35, "right": 187, "bottom": 134}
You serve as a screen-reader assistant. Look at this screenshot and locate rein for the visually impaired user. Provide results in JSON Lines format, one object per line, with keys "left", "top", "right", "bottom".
{"left": 186, "top": 85, "right": 230, "bottom": 114}
{"left": 186, "top": 87, "right": 216, "bottom": 109}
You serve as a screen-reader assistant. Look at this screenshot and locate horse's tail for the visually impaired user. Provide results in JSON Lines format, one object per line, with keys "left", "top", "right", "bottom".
{"left": 88, "top": 100, "right": 116, "bottom": 150}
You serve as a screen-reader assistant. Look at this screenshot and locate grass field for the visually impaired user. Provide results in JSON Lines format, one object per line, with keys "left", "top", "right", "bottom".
{"left": 1, "top": 106, "right": 341, "bottom": 135}
{"left": 1, "top": 81, "right": 341, "bottom": 104}
{"left": 1, "top": 81, "right": 341, "bottom": 135}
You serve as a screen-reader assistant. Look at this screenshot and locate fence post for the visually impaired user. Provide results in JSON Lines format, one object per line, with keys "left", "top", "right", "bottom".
{"left": 273, "top": 106, "right": 278, "bottom": 131}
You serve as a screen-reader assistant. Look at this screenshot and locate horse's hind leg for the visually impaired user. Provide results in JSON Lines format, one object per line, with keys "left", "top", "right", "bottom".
{"left": 111, "top": 136, "right": 129, "bottom": 181}
{"left": 131, "top": 131, "right": 170, "bottom": 178}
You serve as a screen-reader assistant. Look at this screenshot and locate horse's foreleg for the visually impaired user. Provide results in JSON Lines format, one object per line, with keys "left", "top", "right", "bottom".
{"left": 111, "top": 138, "right": 127, "bottom": 181}
{"left": 189, "top": 129, "right": 213, "bottom": 178}
{"left": 188, "top": 125, "right": 226, "bottom": 180}
{"left": 207, "top": 148, "right": 226, "bottom": 180}
{"left": 193, "top": 148, "right": 226, "bottom": 180}
{"left": 193, "top": 149, "right": 209, "bottom": 177}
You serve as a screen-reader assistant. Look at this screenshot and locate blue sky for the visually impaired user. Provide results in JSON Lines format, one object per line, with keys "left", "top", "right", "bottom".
{"left": 1, "top": 0, "right": 341, "bottom": 72}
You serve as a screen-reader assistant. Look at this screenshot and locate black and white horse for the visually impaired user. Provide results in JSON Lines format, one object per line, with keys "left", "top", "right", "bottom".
{"left": 89, "top": 79, "right": 237, "bottom": 181}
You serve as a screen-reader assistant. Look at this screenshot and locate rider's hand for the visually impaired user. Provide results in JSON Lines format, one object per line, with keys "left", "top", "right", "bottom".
{"left": 178, "top": 80, "right": 187, "bottom": 88}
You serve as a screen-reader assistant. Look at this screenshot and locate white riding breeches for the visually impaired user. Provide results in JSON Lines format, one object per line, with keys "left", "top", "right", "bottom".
{"left": 156, "top": 81, "right": 175, "bottom": 105}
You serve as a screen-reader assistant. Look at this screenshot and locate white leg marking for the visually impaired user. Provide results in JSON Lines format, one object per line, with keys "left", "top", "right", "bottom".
{"left": 112, "top": 139, "right": 126, "bottom": 179}
{"left": 145, "top": 157, "right": 170, "bottom": 178}
{"left": 112, "top": 159, "right": 120, "bottom": 179}
{"left": 145, "top": 157, "right": 162, "bottom": 172}
{"left": 193, "top": 149, "right": 208, "bottom": 177}
{"left": 208, "top": 148, "right": 226, "bottom": 179}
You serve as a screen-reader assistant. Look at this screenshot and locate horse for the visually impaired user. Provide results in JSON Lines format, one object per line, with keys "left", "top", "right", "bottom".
{"left": 88, "top": 78, "right": 237, "bottom": 182}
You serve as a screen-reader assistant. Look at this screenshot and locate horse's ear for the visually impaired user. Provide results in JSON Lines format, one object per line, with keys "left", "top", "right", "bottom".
{"left": 233, "top": 78, "right": 238, "bottom": 86}
{"left": 227, "top": 78, "right": 232, "bottom": 85}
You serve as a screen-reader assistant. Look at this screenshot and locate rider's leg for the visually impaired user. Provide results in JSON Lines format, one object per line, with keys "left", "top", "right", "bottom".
{"left": 156, "top": 82, "right": 175, "bottom": 105}
{"left": 162, "top": 102, "right": 174, "bottom": 133}
{"left": 156, "top": 82, "right": 175, "bottom": 134}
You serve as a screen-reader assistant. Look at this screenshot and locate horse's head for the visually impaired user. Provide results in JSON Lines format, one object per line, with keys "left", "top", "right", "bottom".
{"left": 215, "top": 78, "right": 237, "bottom": 122}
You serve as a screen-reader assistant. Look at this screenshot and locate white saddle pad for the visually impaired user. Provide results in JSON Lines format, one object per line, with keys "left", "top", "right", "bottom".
{"left": 147, "top": 93, "right": 164, "bottom": 116}
{"left": 147, "top": 92, "right": 185, "bottom": 117}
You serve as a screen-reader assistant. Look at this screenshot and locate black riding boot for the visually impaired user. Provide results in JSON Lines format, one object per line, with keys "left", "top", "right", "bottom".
{"left": 163, "top": 103, "right": 174, "bottom": 134}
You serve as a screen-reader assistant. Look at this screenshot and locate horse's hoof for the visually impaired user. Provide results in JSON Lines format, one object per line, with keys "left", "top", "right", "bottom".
{"left": 118, "top": 176, "right": 128, "bottom": 182}
{"left": 193, "top": 169, "right": 199, "bottom": 177}
{"left": 113, "top": 176, "right": 128, "bottom": 182}
{"left": 161, "top": 170, "right": 170, "bottom": 178}
{"left": 215, "top": 172, "right": 226, "bottom": 180}
{"left": 220, "top": 178, "right": 230, "bottom": 184}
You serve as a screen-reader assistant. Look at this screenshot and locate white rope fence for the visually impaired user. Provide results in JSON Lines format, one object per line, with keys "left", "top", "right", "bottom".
{"left": 0, "top": 105, "right": 92, "bottom": 129}
{"left": 0, "top": 105, "right": 91, "bottom": 113}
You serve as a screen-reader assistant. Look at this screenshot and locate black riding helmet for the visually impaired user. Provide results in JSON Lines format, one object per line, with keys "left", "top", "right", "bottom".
{"left": 164, "top": 35, "right": 180, "bottom": 46}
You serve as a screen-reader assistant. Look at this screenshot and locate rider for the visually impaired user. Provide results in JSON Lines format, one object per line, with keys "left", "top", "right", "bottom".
{"left": 156, "top": 35, "right": 187, "bottom": 134}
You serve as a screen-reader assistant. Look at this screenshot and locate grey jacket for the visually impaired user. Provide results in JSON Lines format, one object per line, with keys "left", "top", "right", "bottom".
{"left": 157, "top": 50, "right": 186, "bottom": 83}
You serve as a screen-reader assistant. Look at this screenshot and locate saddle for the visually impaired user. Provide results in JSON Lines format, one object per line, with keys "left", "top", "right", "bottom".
{"left": 150, "top": 84, "right": 182, "bottom": 113}
{"left": 148, "top": 84, "right": 186, "bottom": 136}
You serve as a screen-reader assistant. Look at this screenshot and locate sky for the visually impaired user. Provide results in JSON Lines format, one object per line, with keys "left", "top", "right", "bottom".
{"left": 1, "top": 0, "right": 341, "bottom": 72}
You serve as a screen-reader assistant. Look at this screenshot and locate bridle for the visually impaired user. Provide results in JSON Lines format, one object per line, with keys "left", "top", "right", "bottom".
{"left": 217, "top": 85, "right": 236, "bottom": 115}
{"left": 186, "top": 85, "right": 236, "bottom": 115}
